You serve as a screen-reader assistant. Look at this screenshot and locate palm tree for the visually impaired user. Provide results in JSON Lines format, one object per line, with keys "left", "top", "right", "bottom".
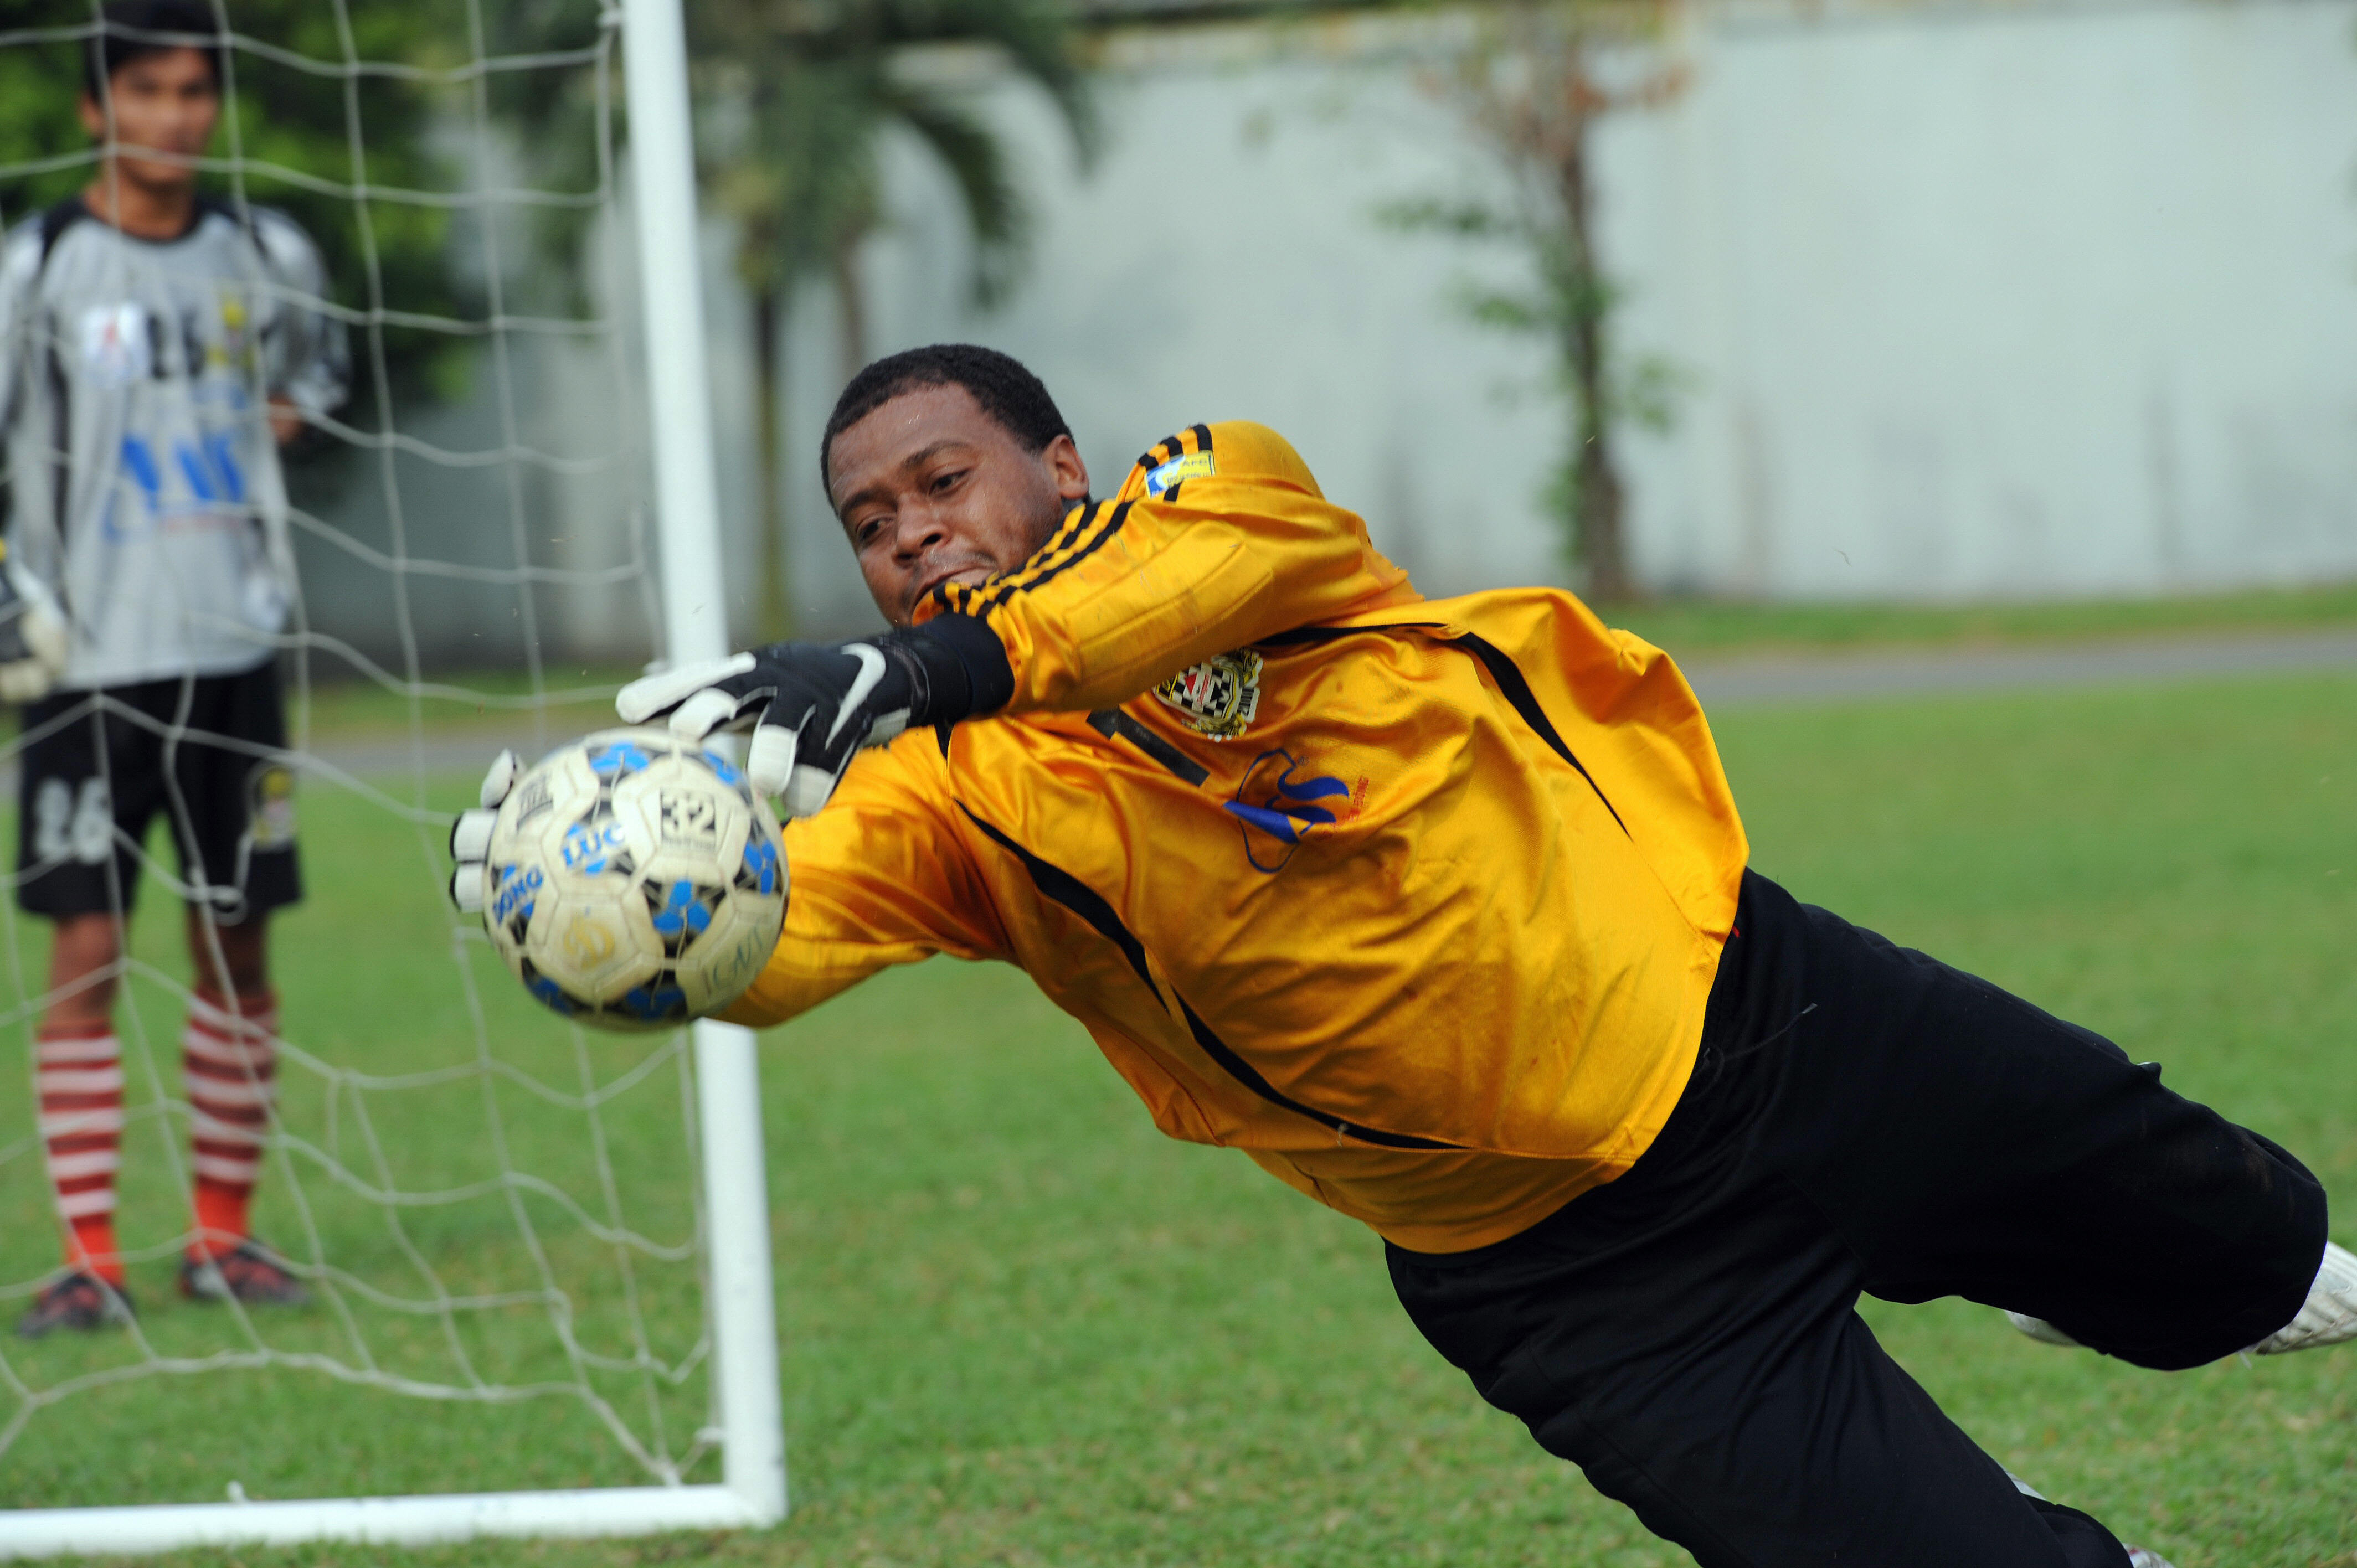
{"left": 689, "top": 0, "right": 1098, "bottom": 639}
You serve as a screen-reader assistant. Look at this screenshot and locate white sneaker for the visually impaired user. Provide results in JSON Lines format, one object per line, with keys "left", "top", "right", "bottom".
{"left": 2004, "top": 1309, "right": 2083, "bottom": 1349}
{"left": 2250, "top": 1239, "right": 2357, "bottom": 1355}
{"left": 2125, "top": 1548, "right": 2177, "bottom": 1567}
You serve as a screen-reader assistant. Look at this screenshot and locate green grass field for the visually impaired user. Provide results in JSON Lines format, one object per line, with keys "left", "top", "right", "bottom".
{"left": 1, "top": 657, "right": 2351, "bottom": 1565}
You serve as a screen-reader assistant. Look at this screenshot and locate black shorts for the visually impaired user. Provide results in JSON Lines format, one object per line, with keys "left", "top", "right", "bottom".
{"left": 15, "top": 664, "right": 302, "bottom": 925}
{"left": 1386, "top": 870, "right": 2327, "bottom": 1568}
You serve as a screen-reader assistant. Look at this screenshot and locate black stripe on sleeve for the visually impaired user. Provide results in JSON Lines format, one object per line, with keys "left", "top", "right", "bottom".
{"left": 982, "top": 499, "right": 1132, "bottom": 615}
{"left": 1047, "top": 497, "right": 1095, "bottom": 551}
{"left": 1135, "top": 423, "right": 1208, "bottom": 482}
{"left": 1003, "top": 498, "right": 1105, "bottom": 587}
{"left": 979, "top": 501, "right": 1092, "bottom": 607}
{"left": 956, "top": 804, "right": 1458, "bottom": 1151}
{"left": 939, "top": 499, "right": 1100, "bottom": 620}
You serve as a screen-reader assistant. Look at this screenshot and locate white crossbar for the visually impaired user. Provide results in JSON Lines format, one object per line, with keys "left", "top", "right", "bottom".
{"left": 0, "top": 1485, "right": 771, "bottom": 1558}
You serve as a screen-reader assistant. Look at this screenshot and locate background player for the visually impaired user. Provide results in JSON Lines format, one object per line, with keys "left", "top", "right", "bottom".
{"left": 0, "top": 0, "right": 347, "bottom": 1335}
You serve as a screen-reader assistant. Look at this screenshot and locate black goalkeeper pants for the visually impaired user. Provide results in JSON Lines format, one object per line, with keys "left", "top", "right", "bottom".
{"left": 1387, "top": 870, "right": 2327, "bottom": 1568}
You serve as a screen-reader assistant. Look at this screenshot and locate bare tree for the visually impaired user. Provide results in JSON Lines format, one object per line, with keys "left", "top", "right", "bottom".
{"left": 1387, "top": 0, "right": 1687, "bottom": 601}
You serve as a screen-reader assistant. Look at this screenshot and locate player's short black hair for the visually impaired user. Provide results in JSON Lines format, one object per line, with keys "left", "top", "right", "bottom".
{"left": 820, "top": 344, "right": 1071, "bottom": 504}
{"left": 82, "top": 0, "right": 227, "bottom": 102}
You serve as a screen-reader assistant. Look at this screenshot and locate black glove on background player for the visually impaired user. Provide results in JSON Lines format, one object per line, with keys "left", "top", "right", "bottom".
{"left": 614, "top": 616, "right": 1012, "bottom": 818}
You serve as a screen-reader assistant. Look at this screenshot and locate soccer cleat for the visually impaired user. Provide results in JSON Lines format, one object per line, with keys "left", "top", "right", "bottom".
{"left": 2003, "top": 1309, "right": 2083, "bottom": 1349}
{"left": 2249, "top": 1239, "right": 2357, "bottom": 1355}
{"left": 2125, "top": 1547, "right": 2178, "bottom": 1567}
{"left": 181, "top": 1240, "right": 310, "bottom": 1307}
{"left": 14, "top": 1272, "right": 135, "bottom": 1338}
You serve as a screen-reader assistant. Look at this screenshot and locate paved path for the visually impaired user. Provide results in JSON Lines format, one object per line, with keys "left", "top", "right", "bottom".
{"left": 1679, "top": 627, "right": 2357, "bottom": 709}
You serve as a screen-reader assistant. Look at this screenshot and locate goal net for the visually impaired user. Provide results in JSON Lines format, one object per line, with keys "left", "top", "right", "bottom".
{"left": 0, "top": 0, "right": 780, "bottom": 1552}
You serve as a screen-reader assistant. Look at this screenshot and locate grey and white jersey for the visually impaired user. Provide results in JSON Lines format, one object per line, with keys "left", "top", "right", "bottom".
{"left": 0, "top": 198, "right": 348, "bottom": 688}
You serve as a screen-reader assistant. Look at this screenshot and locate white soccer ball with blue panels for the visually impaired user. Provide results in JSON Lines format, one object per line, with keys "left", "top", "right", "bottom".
{"left": 482, "top": 727, "right": 786, "bottom": 1030}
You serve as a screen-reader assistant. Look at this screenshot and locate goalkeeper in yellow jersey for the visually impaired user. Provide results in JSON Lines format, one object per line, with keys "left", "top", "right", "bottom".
{"left": 461, "top": 345, "right": 2351, "bottom": 1567}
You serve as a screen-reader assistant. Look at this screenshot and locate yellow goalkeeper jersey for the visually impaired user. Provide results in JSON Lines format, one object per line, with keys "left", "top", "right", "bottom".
{"left": 720, "top": 421, "right": 1748, "bottom": 1252}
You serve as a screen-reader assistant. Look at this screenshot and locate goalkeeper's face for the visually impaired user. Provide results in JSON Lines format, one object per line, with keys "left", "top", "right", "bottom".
{"left": 828, "top": 383, "right": 1090, "bottom": 625}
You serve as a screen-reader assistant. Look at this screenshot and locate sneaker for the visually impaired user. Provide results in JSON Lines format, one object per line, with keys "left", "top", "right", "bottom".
{"left": 2250, "top": 1239, "right": 2357, "bottom": 1355}
{"left": 2126, "top": 1548, "right": 2178, "bottom": 1567}
{"left": 15, "top": 1272, "right": 136, "bottom": 1338}
{"left": 2003, "top": 1309, "right": 2083, "bottom": 1349}
{"left": 180, "top": 1240, "right": 310, "bottom": 1307}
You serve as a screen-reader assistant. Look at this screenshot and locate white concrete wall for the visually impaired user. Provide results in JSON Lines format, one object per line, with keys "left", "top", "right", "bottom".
{"left": 753, "top": 0, "right": 2357, "bottom": 638}
{"left": 1616, "top": 0, "right": 2357, "bottom": 600}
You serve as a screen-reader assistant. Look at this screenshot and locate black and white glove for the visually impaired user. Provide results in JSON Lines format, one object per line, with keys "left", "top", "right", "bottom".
{"left": 446, "top": 749, "right": 521, "bottom": 913}
{"left": 614, "top": 617, "right": 1012, "bottom": 818}
{"left": 0, "top": 544, "right": 68, "bottom": 704}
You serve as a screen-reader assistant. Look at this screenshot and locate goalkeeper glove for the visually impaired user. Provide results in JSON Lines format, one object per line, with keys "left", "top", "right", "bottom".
{"left": 0, "top": 543, "right": 68, "bottom": 704}
{"left": 614, "top": 617, "right": 1011, "bottom": 818}
{"left": 445, "top": 749, "right": 521, "bottom": 914}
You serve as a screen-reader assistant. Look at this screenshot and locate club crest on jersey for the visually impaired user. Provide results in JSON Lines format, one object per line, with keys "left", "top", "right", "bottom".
{"left": 1152, "top": 649, "right": 1262, "bottom": 740}
{"left": 1145, "top": 450, "right": 1214, "bottom": 497}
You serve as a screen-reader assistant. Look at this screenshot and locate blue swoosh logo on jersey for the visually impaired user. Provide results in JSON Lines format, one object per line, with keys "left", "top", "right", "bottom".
{"left": 1228, "top": 751, "right": 1352, "bottom": 872}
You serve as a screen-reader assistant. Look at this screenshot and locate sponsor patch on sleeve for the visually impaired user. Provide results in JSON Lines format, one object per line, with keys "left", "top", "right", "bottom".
{"left": 1145, "top": 450, "right": 1216, "bottom": 498}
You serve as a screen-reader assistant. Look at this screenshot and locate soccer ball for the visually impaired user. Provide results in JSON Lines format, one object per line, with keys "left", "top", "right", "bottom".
{"left": 481, "top": 727, "right": 786, "bottom": 1031}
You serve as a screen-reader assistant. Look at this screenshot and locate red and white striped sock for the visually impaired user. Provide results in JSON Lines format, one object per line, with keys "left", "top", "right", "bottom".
{"left": 37, "top": 1022, "right": 125, "bottom": 1286}
{"left": 183, "top": 988, "right": 279, "bottom": 1261}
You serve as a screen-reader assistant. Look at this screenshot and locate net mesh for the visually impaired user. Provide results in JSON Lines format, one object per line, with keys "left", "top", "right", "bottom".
{"left": 0, "top": 0, "right": 722, "bottom": 1502}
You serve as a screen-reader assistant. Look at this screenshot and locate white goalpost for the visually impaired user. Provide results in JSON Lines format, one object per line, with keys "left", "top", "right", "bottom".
{"left": 0, "top": 0, "right": 784, "bottom": 1552}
